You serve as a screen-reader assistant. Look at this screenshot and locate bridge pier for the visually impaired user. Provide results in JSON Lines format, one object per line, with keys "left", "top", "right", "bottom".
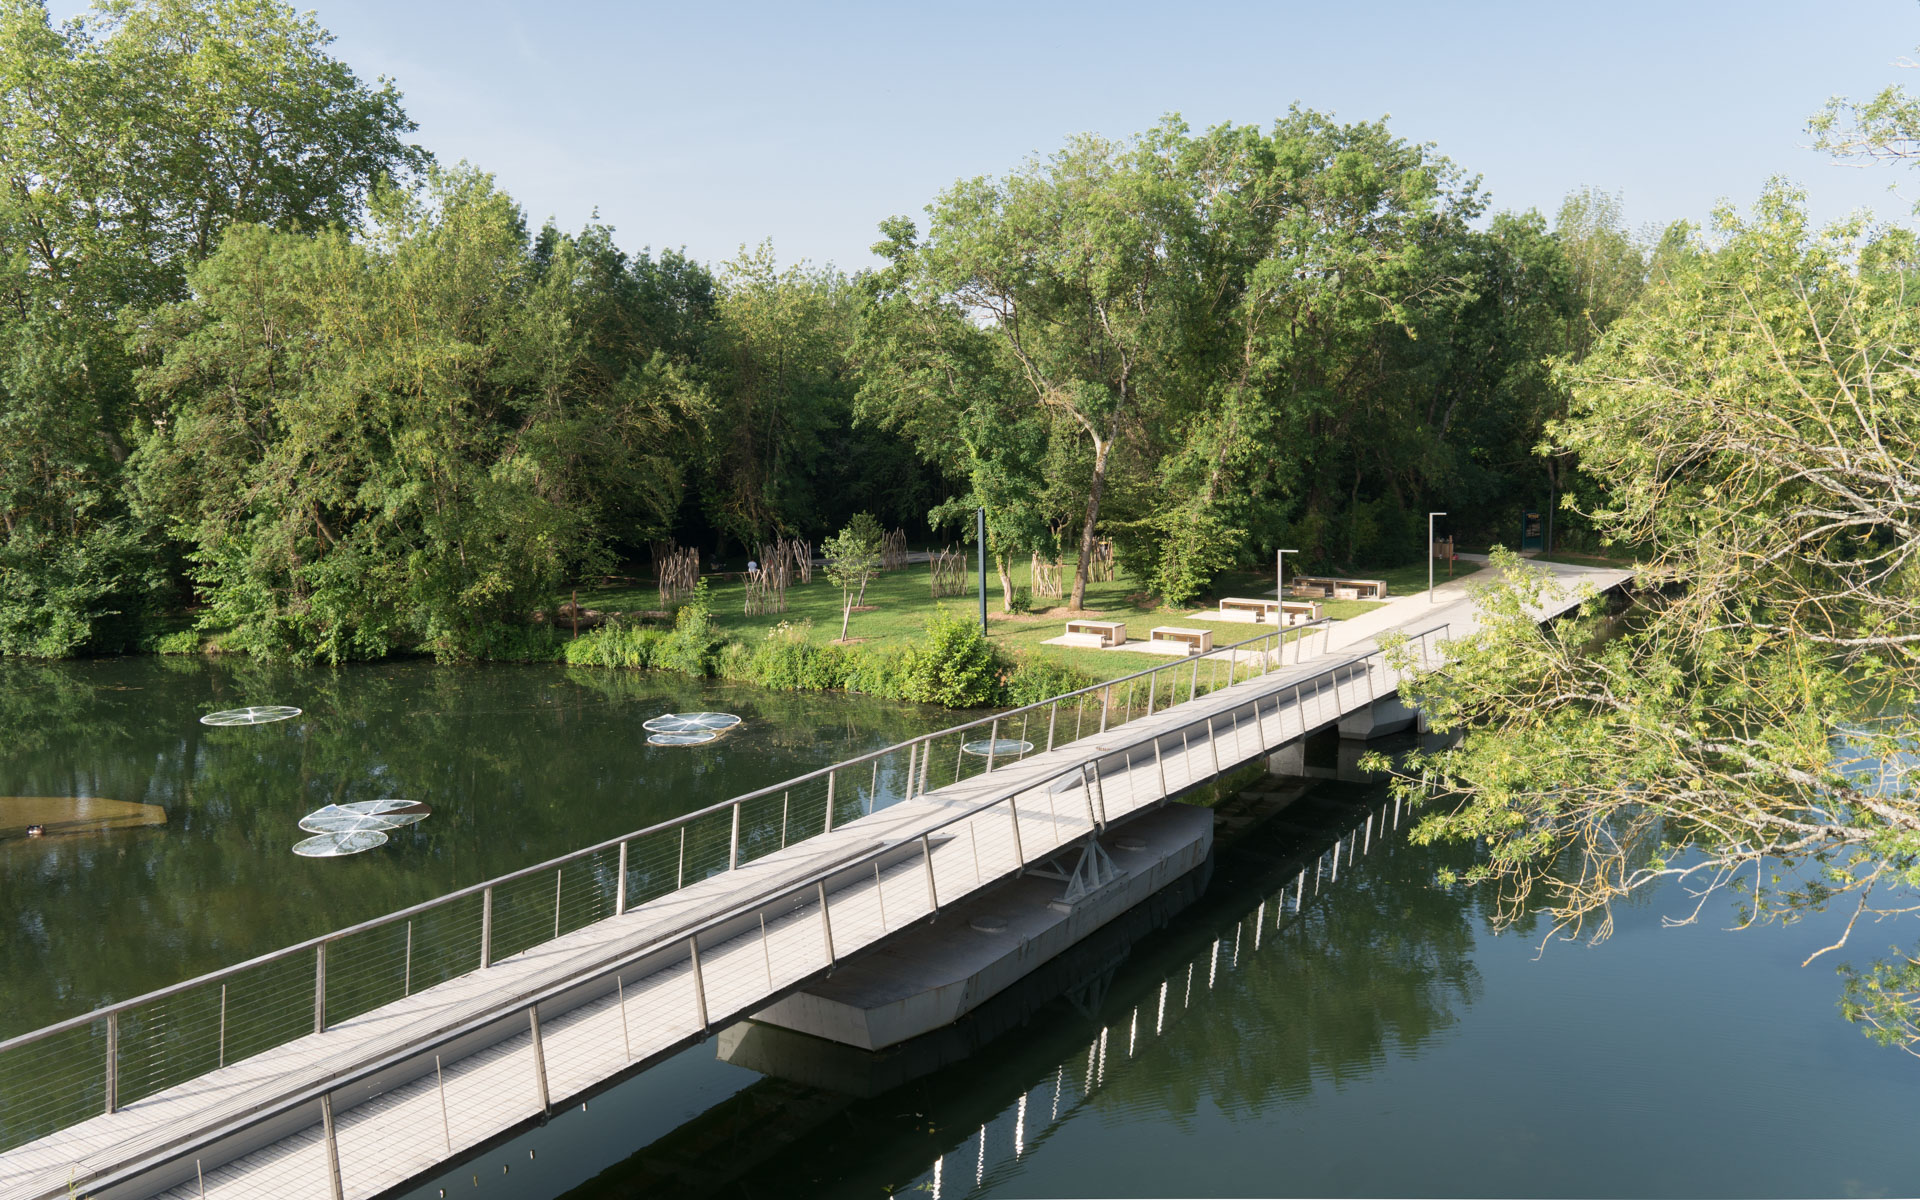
{"left": 1335, "top": 692, "right": 1425, "bottom": 740}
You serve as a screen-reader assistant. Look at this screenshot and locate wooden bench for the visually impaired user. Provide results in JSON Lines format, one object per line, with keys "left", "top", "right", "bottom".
{"left": 1150, "top": 626, "right": 1212, "bottom": 654}
{"left": 1291, "top": 575, "right": 1388, "bottom": 601}
{"left": 1278, "top": 600, "right": 1322, "bottom": 627}
{"left": 1219, "top": 597, "right": 1282, "bottom": 622}
{"left": 1063, "top": 619, "right": 1126, "bottom": 647}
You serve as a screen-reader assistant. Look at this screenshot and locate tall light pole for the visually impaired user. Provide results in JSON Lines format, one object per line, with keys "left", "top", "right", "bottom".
{"left": 1276, "top": 548, "right": 1298, "bottom": 612}
{"left": 1428, "top": 512, "right": 1446, "bottom": 603}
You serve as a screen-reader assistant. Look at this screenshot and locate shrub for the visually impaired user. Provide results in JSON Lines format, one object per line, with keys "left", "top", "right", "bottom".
{"left": 658, "top": 578, "right": 721, "bottom": 675}
{"left": 752, "top": 621, "right": 849, "bottom": 691}
{"left": 841, "top": 641, "right": 915, "bottom": 701}
{"left": 1005, "top": 653, "right": 1098, "bottom": 707}
{"left": 148, "top": 629, "right": 203, "bottom": 655}
{"left": 1008, "top": 586, "right": 1033, "bottom": 615}
{"left": 713, "top": 640, "right": 755, "bottom": 681}
{"left": 901, "top": 609, "right": 1005, "bottom": 708}
{"left": 564, "top": 625, "right": 668, "bottom": 668}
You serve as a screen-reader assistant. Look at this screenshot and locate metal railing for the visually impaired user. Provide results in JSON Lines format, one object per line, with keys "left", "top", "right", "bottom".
{"left": 0, "top": 618, "right": 1447, "bottom": 1168}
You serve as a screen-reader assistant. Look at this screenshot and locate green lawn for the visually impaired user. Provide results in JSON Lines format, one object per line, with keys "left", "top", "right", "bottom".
{"left": 562, "top": 556, "right": 1486, "bottom": 683}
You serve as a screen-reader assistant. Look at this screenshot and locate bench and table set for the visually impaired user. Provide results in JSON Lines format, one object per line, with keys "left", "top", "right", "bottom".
{"left": 1288, "top": 575, "right": 1388, "bottom": 601}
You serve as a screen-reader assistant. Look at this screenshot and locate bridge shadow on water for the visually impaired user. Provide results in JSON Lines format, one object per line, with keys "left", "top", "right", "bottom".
{"left": 394, "top": 734, "right": 1489, "bottom": 1200}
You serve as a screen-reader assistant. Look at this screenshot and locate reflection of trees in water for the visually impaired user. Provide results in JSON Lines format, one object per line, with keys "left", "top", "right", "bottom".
{"left": 696, "top": 789, "right": 1491, "bottom": 1200}
{"left": 1133, "top": 810, "right": 1481, "bottom": 1128}
{"left": 0, "top": 657, "right": 949, "bottom": 1034}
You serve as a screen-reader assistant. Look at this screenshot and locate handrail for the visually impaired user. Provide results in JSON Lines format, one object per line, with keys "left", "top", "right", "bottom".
{"left": 0, "top": 615, "right": 1400, "bottom": 1060}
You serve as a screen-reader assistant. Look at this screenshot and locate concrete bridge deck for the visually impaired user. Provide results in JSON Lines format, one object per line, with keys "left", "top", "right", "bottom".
{"left": 0, "top": 557, "right": 1630, "bottom": 1200}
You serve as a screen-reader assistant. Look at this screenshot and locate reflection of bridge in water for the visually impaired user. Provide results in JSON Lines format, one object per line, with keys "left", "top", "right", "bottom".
{"left": 915, "top": 794, "right": 1404, "bottom": 1200}
{"left": 0, "top": 559, "right": 1624, "bottom": 1200}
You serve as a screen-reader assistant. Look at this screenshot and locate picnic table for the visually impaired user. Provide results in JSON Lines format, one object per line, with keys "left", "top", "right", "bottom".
{"left": 1150, "top": 626, "right": 1212, "bottom": 654}
{"left": 1062, "top": 619, "right": 1127, "bottom": 648}
{"left": 1290, "top": 575, "right": 1388, "bottom": 601}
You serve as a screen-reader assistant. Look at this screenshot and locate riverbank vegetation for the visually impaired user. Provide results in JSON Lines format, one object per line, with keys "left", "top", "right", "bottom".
{"left": 2, "top": 0, "right": 1643, "bottom": 666}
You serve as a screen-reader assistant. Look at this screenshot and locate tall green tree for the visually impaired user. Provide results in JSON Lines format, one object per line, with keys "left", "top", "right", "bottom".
{"left": 129, "top": 170, "right": 708, "bottom": 662}
{"left": 915, "top": 123, "right": 1195, "bottom": 609}
{"left": 0, "top": 0, "right": 424, "bottom": 654}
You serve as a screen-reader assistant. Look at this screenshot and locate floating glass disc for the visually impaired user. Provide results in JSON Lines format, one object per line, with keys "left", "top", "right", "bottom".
{"left": 648, "top": 731, "right": 718, "bottom": 746}
{"left": 642, "top": 712, "right": 741, "bottom": 734}
{"left": 200, "top": 706, "right": 302, "bottom": 727}
{"left": 962, "top": 738, "right": 1035, "bottom": 758}
{"left": 299, "top": 799, "right": 432, "bottom": 834}
{"left": 293, "top": 829, "right": 389, "bottom": 857}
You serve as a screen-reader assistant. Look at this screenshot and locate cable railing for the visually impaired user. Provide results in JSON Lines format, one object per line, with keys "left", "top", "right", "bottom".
{"left": 0, "top": 618, "right": 1447, "bottom": 1171}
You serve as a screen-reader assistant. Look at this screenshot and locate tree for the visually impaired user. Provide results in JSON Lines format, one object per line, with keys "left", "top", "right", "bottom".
{"left": 129, "top": 169, "right": 709, "bottom": 662}
{"left": 876, "top": 111, "right": 1510, "bottom": 607}
{"left": 915, "top": 124, "right": 1194, "bottom": 609}
{"left": 852, "top": 219, "right": 1060, "bottom": 610}
{"left": 822, "top": 515, "right": 881, "bottom": 642}
{"left": 0, "top": 0, "right": 424, "bottom": 654}
{"left": 1383, "top": 183, "right": 1920, "bottom": 1049}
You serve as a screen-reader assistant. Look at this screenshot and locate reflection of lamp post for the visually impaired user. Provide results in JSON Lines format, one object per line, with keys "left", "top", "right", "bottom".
{"left": 1276, "top": 548, "right": 1298, "bottom": 613}
{"left": 1428, "top": 512, "right": 1446, "bottom": 603}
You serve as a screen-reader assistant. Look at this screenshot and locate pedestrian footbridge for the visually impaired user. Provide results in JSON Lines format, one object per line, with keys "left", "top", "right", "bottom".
{"left": 0, "top": 558, "right": 1629, "bottom": 1200}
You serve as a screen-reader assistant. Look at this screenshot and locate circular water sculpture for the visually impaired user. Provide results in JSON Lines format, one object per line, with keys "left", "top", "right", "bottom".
{"left": 642, "top": 712, "right": 741, "bottom": 735}
{"left": 199, "top": 705, "right": 302, "bottom": 727}
{"left": 961, "top": 738, "right": 1034, "bottom": 758}
{"left": 647, "top": 731, "right": 718, "bottom": 747}
{"left": 298, "top": 799, "right": 432, "bottom": 834}
{"left": 293, "top": 829, "right": 389, "bottom": 858}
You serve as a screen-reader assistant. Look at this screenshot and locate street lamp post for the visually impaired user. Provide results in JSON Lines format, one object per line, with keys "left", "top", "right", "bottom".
{"left": 1428, "top": 512, "right": 1446, "bottom": 603}
{"left": 1275, "top": 548, "right": 1298, "bottom": 613}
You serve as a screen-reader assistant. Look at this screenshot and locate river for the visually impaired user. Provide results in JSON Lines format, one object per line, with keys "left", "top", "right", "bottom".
{"left": 0, "top": 655, "right": 958, "bottom": 1039}
{"left": 4, "top": 658, "right": 1918, "bottom": 1197}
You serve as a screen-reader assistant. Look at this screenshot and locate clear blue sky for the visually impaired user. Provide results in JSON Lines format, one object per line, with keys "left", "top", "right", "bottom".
{"left": 64, "top": 0, "right": 1920, "bottom": 270}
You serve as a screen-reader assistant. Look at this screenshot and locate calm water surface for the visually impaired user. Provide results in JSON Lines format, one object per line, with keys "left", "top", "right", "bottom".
{"left": 0, "top": 655, "right": 957, "bottom": 1037}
